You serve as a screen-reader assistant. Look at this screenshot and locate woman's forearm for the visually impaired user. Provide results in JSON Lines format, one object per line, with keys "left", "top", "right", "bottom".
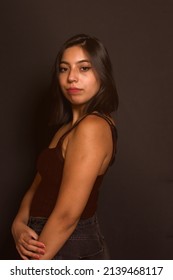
{"left": 37, "top": 214, "right": 79, "bottom": 260}
{"left": 12, "top": 189, "right": 35, "bottom": 226}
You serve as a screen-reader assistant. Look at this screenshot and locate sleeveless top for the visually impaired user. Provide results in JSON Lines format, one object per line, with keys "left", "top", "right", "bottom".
{"left": 30, "top": 112, "right": 117, "bottom": 219}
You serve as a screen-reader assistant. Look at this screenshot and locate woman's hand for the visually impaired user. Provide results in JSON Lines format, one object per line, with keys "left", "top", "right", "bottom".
{"left": 12, "top": 221, "right": 45, "bottom": 260}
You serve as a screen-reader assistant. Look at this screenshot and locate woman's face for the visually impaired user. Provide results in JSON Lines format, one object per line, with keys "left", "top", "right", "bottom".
{"left": 58, "top": 46, "right": 100, "bottom": 107}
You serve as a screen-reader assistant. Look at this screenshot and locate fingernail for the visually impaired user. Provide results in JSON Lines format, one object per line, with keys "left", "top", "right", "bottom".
{"left": 39, "top": 249, "right": 45, "bottom": 254}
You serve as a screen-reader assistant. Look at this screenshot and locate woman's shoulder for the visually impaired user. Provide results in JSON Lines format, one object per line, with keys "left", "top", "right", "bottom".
{"left": 74, "top": 113, "right": 114, "bottom": 138}
{"left": 80, "top": 112, "right": 115, "bottom": 127}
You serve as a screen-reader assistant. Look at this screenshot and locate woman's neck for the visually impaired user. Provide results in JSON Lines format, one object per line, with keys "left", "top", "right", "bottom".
{"left": 71, "top": 105, "right": 86, "bottom": 125}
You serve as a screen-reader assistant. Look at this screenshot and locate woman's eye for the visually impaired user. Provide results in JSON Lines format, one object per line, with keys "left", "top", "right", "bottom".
{"left": 80, "top": 66, "right": 91, "bottom": 72}
{"left": 59, "top": 67, "right": 68, "bottom": 73}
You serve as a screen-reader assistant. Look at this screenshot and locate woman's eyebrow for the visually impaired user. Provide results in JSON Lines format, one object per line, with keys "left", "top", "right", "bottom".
{"left": 77, "top": 59, "right": 91, "bottom": 64}
{"left": 60, "top": 59, "right": 91, "bottom": 65}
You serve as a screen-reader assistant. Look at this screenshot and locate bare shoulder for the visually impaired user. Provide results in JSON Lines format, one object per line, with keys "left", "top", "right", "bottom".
{"left": 74, "top": 114, "right": 113, "bottom": 140}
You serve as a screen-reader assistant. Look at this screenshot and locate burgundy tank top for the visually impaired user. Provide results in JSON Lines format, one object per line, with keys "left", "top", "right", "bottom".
{"left": 30, "top": 112, "right": 117, "bottom": 219}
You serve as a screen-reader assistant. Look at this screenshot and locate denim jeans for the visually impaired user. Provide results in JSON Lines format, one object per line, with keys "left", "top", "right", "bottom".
{"left": 28, "top": 213, "right": 110, "bottom": 260}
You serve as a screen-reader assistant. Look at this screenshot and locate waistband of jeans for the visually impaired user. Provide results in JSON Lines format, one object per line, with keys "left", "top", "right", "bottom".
{"left": 29, "top": 212, "right": 98, "bottom": 227}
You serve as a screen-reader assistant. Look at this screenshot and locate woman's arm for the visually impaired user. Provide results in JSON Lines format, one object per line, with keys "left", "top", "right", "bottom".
{"left": 11, "top": 173, "right": 45, "bottom": 259}
{"left": 36, "top": 115, "right": 113, "bottom": 260}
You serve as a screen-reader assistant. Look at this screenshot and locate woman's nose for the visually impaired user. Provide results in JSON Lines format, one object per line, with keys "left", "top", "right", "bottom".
{"left": 68, "top": 68, "right": 78, "bottom": 82}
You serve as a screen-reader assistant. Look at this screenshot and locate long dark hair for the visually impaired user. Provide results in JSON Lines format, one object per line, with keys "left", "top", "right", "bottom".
{"left": 50, "top": 34, "right": 119, "bottom": 127}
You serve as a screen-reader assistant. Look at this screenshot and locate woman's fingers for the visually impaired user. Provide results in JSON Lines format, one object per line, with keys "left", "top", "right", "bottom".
{"left": 28, "top": 238, "right": 45, "bottom": 249}
{"left": 16, "top": 245, "right": 29, "bottom": 260}
{"left": 17, "top": 244, "right": 40, "bottom": 260}
{"left": 22, "top": 239, "right": 45, "bottom": 255}
{"left": 26, "top": 227, "right": 39, "bottom": 240}
{"left": 12, "top": 222, "right": 46, "bottom": 259}
{"left": 26, "top": 227, "right": 46, "bottom": 249}
{"left": 20, "top": 236, "right": 45, "bottom": 255}
{"left": 17, "top": 230, "right": 46, "bottom": 259}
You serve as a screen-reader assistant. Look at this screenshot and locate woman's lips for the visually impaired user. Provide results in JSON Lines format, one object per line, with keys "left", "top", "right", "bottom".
{"left": 66, "top": 87, "right": 82, "bottom": 94}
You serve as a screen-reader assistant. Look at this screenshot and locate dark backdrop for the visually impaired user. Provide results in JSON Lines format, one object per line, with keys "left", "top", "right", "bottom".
{"left": 1, "top": 0, "right": 173, "bottom": 259}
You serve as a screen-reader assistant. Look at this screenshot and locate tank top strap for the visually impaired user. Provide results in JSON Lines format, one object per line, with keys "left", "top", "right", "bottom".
{"left": 57, "top": 113, "right": 92, "bottom": 145}
{"left": 57, "top": 112, "right": 117, "bottom": 165}
{"left": 90, "top": 112, "right": 116, "bottom": 130}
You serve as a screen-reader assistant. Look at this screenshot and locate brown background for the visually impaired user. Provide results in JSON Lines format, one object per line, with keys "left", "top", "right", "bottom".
{"left": 0, "top": 0, "right": 173, "bottom": 259}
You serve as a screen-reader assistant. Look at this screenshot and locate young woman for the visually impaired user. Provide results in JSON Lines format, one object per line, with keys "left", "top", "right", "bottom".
{"left": 11, "top": 34, "right": 118, "bottom": 260}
